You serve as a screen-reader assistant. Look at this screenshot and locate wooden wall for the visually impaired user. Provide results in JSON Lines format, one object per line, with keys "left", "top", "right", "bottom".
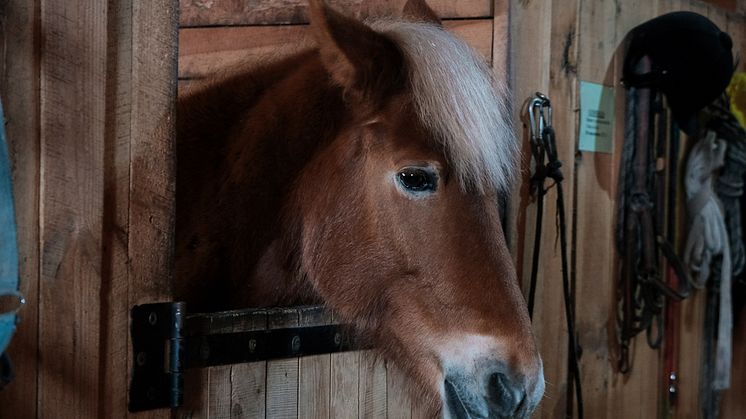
{"left": 0, "top": 0, "right": 178, "bottom": 418}
{"left": 509, "top": 1, "right": 746, "bottom": 419}
{"left": 0, "top": 0, "right": 744, "bottom": 418}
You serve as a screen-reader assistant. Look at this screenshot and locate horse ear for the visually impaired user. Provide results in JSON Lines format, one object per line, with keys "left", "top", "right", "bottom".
{"left": 402, "top": 0, "right": 442, "bottom": 26}
{"left": 308, "top": 0, "right": 404, "bottom": 99}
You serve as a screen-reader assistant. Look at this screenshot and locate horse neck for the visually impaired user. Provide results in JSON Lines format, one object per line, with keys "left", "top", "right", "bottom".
{"left": 175, "top": 51, "right": 345, "bottom": 309}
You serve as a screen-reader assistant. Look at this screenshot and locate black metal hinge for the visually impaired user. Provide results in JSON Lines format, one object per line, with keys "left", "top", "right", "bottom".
{"left": 129, "top": 302, "right": 185, "bottom": 412}
{"left": 128, "top": 302, "right": 359, "bottom": 412}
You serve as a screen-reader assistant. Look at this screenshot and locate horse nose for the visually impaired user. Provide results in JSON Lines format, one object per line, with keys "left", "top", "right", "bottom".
{"left": 487, "top": 372, "right": 527, "bottom": 417}
{"left": 444, "top": 363, "right": 541, "bottom": 419}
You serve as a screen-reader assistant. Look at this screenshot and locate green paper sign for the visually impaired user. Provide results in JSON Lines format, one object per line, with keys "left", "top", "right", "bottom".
{"left": 579, "top": 81, "right": 615, "bottom": 153}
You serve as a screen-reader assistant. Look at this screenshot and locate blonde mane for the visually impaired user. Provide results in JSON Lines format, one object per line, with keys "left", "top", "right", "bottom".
{"left": 373, "top": 20, "right": 518, "bottom": 193}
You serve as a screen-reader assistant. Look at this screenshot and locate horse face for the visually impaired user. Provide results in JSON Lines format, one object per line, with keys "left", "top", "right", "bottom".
{"left": 295, "top": 1, "right": 545, "bottom": 416}
{"left": 293, "top": 101, "right": 543, "bottom": 417}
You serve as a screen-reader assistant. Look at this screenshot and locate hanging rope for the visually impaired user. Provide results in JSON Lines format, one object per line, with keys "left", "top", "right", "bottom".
{"left": 683, "top": 131, "right": 733, "bottom": 390}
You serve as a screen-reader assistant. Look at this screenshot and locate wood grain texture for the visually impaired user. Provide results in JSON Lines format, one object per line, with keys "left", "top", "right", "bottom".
{"left": 266, "top": 309, "right": 300, "bottom": 418}
{"left": 0, "top": 0, "right": 40, "bottom": 417}
{"left": 38, "top": 0, "right": 107, "bottom": 416}
{"left": 180, "top": 0, "right": 492, "bottom": 26}
{"left": 127, "top": 1, "right": 179, "bottom": 418}
{"left": 100, "top": 0, "right": 133, "bottom": 418}
{"left": 358, "top": 350, "right": 386, "bottom": 418}
{"left": 385, "top": 361, "right": 413, "bottom": 419}
{"left": 330, "top": 351, "right": 360, "bottom": 417}
{"left": 178, "top": 19, "right": 494, "bottom": 79}
{"left": 507, "top": 0, "right": 560, "bottom": 417}
{"left": 298, "top": 307, "right": 333, "bottom": 419}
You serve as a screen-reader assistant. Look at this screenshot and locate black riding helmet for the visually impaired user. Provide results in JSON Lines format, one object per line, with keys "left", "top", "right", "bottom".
{"left": 621, "top": 11, "right": 734, "bottom": 135}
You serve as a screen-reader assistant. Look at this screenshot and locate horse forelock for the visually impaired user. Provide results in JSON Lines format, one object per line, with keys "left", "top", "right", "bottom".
{"left": 371, "top": 20, "right": 519, "bottom": 193}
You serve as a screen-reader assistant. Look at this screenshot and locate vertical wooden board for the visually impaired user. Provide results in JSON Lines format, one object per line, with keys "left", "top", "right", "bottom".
{"left": 491, "top": 0, "right": 509, "bottom": 84}
{"left": 385, "top": 361, "right": 412, "bottom": 419}
{"left": 574, "top": 0, "right": 624, "bottom": 417}
{"left": 0, "top": 0, "right": 40, "bottom": 417}
{"left": 126, "top": 1, "right": 178, "bottom": 418}
{"left": 38, "top": 0, "right": 107, "bottom": 417}
{"left": 266, "top": 309, "right": 300, "bottom": 419}
{"left": 707, "top": 2, "right": 729, "bottom": 31}
{"left": 298, "top": 306, "right": 332, "bottom": 419}
{"left": 298, "top": 355, "right": 330, "bottom": 419}
{"left": 208, "top": 366, "right": 234, "bottom": 418}
{"left": 508, "top": 0, "right": 575, "bottom": 417}
{"left": 358, "top": 350, "right": 386, "bottom": 418}
{"left": 232, "top": 362, "right": 268, "bottom": 419}
{"left": 100, "top": 0, "right": 133, "bottom": 417}
{"left": 508, "top": 0, "right": 552, "bottom": 266}
{"left": 721, "top": 307, "right": 746, "bottom": 418}
{"left": 177, "top": 369, "right": 210, "bottom": 419}
{"left": 726, "top": 12, "right": 746, "bottom": 70}
{"left": 230, "top": 311, "right": 270, "bottom": 419}
{"left": 676, "top": 291, "right": 707, "bottom": 419}
{"left": 330, "top": 351, "right": 360, "bottom": 417}
{"left": 542, "top": 0, "right": 581, "bottom": 417}
{"left": 128, "top": 1, "right": 177, "bottom": 302}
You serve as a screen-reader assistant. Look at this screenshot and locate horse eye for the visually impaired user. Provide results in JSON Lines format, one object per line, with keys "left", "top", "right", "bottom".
{"left": 397, "top": 168, "right": 437, "bottom": 192}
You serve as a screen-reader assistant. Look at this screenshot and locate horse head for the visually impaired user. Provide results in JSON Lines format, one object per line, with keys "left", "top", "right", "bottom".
{"left": 286, "top": 1, "right": 545, "bottom": 416}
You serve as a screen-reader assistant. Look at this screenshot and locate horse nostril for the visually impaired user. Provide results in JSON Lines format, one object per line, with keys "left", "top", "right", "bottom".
{"left": 488, "top": 372, "right": 526, "bottom": 415}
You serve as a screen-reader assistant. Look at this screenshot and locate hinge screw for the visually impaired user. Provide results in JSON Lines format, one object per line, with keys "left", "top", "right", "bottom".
{"left": 148, "top": 312, "right": 158, "bottom": 325}
{"left": 248, "top": 339, "right": 257, "bottom": 353}
{"left": 334, "top": 332, "right": 341, "bottom": 346}
{"left": 291, "top": 335, "right": 301, "bottom": 352}
{"left": 136, "top": 351, "right": 147, "bottom": 366}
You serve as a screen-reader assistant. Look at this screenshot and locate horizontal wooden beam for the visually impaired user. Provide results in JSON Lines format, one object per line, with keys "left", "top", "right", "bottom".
{"left": 178, "top": 19, "right": 494, "bottom": 79}
{"left": 180, "top": 0, "right": 494, "bottom": 26}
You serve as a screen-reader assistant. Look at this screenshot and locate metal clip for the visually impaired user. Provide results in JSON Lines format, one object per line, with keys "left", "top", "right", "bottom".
{"left": 527, "top": 92, "right": 552, "bottom": 143}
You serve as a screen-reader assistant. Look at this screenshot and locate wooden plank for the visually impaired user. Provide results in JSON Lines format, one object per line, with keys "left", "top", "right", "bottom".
{"left": 230, "top": 311, "right": 269, "bottom": 419}
{"left": 726, "top": 11, "right": 746, "bottom": 71}
{"left": 231, "top": 362, "right": 268, "bottom": 418}
{"left": 721, "top": 306, "right": 746, "bottom": 418}
{"left": 358, "top": 350, "right": 386, "bottom": 418}
{"left": 0, "top": 0, "right": 40, "bottom": 417}
{"left": 538, "top": 0, "right": 581, "bottom": 417}
{"left": 330, "top": 351, "right": 359, "bottom": 417}
{"left": 207, "top": 365, "right": 233, "bottom": 417}
{"left": 573, "top": 0, "right": 625, "bottom": 417}
{"left": 178, "top": 19, "right": 494, "bottom": 79}
{"left": 385, "top": 361, "right": 412, "bottom": 419}
{"left": 492, "top": 0, "right": 509, "bottom": 110}
{"left": 37, "top": 0, "right": 107, "bottom": 416}
{"left": 179, "top": 0, "right": 492, "bottom": 26}
{"left": 127, "top": 1, "right": 179, "bottom": 418}
{"left": 507, "top": 0, "right": 563, "bottom": 418}
{"left": 100, "top": 0, "right": 133, "bottom": 418}
{"left": 298, "top": 307, "right": 332, "bottom": 419}
{"left": 266, "top": 309, "right": 300, "bottom": 418}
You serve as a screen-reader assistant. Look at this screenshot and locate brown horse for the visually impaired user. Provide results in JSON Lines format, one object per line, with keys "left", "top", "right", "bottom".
{"left": 175, "top": 0, "right": 543, "bottom": 417}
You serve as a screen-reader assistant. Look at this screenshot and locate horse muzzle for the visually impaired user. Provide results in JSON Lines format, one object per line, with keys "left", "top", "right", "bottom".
{"left": 442, "top": 361, "right": 544, "bottom": 419}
